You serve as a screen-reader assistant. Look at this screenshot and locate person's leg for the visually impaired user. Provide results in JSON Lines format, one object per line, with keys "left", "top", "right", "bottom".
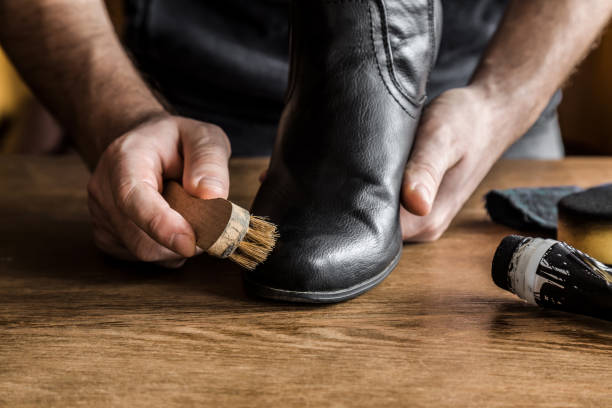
{"left": 502, "top": 90, "right": 565, "bottom": 159}
{"left": 247, "top": 0, "right": 442, "bottom": 302}
{"left": 123, "top": 0, "right": 289, "bottom": 157}
{"left": 503, "top": 114, "right": 565, "bottom": 159}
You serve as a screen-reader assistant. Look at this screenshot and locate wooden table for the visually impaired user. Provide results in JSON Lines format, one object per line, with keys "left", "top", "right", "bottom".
{"left": 1, "top": 155, "right": 611, "bottom": 407}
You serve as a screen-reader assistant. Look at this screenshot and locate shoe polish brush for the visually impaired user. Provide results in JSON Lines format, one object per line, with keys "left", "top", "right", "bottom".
{"left": 162, "top": 180, "right": 278, "bottom": 270}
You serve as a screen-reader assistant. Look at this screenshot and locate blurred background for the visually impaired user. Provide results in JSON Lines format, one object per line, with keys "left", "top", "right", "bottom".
{"left": 0, "top": 1, "right": 610, "bottom": 156}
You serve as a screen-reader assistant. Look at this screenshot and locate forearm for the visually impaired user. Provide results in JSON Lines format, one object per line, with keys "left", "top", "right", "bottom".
{"left": 471, "top": 0, "right": 612, "bottom": 142}
{"left": 0, "top": 0, "right": 166, "bottom": 167}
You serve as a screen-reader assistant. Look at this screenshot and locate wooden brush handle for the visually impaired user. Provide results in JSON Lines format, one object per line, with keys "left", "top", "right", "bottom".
{"left": 162, "top": 181, "right": 250, "bottom": 258}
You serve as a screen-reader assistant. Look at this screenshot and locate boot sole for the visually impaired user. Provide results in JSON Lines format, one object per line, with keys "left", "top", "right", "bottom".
{"left": 242, "top": 249, "right": 402, "bottom": 303}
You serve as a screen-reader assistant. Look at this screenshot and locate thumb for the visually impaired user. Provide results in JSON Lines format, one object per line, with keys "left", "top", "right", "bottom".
{"left": 401, "top": 131, "right": 452, "bottom": 217}
{"left": 181, "top": 122, "right": 231, "bottom": 199}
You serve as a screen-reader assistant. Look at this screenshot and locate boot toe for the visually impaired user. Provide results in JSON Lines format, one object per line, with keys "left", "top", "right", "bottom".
{"left": 243, "top": 228, "right": 402, "bottom": 303}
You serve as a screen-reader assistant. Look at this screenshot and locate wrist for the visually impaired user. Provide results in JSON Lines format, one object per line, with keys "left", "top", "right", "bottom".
{"left": 466, "top": 83, "right": 542, "bottom": 148}
{"left": 467, "top": 77, "right": 553, "bottom": 144}
{"left": 86, "top": 106, "right": 170, "bottom": 168}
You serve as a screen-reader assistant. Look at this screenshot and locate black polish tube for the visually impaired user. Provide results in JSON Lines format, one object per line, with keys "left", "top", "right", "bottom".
{"left": 492, "top": 235, "right": 612, "bottom": 320}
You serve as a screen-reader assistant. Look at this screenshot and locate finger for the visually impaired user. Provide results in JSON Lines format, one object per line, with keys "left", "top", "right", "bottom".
{"left": 259, "top": 169, "right": 268, "bottom": 183}
{"left": 401, "top": 174, "right": 461, "bottom": 241}
{"left": 401, "top": 122, "right": 458, "bottom": 217}
{"left": 95, "top": 222, "right": 186, "bottom": 264}
{"left": 91, "top": 191, "right": 187, "bottom": 262}
{"left": 114, "top": 214, "right": 188, "bottom": 262}
{"left": 88, "top": 195, "right": 113, "bottom": 230}
{"left": 88, "top": 195, "right": 133, "bottom": 258}
{"left": 89, "top": 181, "right": 132, "bottom": 259}
{"left": 92, "top": 225, "right": 137, "bottom": 260}
{"left": 401, "top": 160, "right": 474, "bottom": 242}
{"left": 180, "top": 122, "right": 231, "bottom": 199}
{"left": 157, "top": 259, "right": 187, "bottom": 269}
{"left": 111, "top": 158, "right": 197, "bottom": 258}
{"left": 93, "top": 220, "right": 186, "bottom": 264}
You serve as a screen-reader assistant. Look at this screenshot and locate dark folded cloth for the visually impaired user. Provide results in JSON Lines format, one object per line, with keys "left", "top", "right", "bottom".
{"left": 485, "top": 186, "right": 583, "bottom": 233}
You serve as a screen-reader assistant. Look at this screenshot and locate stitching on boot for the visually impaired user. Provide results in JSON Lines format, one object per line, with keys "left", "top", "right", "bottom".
{"left": 427, "top": 0, "right": 436, "bottom": 73}
{"left": 324, "top": 0, "right": 368, "bottom": 3}
{"left": 375, "top": 0, "right": 425, "bottom": 107}
{"left": 284, "top": 3, "right": 300, "bottom": 103}
{"left": 368, "top": 2, "right": 416, "bottom": 118}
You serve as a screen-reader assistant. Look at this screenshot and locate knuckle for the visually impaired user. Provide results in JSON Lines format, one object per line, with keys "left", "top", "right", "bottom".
{"left": 187, "top": 154, "right": 229, "bottom": 192}
{"left": 420, "top": 116, "right": 445, "bottom": 136}
{"left": 148, "top": 117, "right": 180, "bottom": 141}
{"left": 201, "top": 122, "right": 225, "bottom": 138}
{"left": 199, "top": 124, "right": 231, "bottom": 156}
{"left": 107, "top": 128, "right": 161, "bottom": 160}
{"left": 419, "top": 110, "right": 451, "bottom": 137}
{"left": 154, "top": 115, "right": 179, "bottom": 129}
{"left": 146, "top": 211, "right": 165, "bottom": 237}
{"left": 414, "top": 161, "right": 442, "bottom": 186}
{"left": 106, "top": 133, "right": 131, "bottom": 157}
{"left": 114, "top": 179, "right": 157, "bottom": 214}
{"left": 131, "top": 236, "right": 158, "bottom": 262}
{"left": 114, "top": 180, "right": 138, "bottom": 213}
{"left": 191, "top": 144, "right": 225, "bottom": 164}
{"left": 193, "top": 162, "right": 228, "bottom": 181}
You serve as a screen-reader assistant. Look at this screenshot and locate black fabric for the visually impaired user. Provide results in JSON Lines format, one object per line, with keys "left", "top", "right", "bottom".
{"left": 558, "top": 184, "right": 612, "bottom": 222}
{"left": 125, "top": 0, "right": 290, "bottom": 156}
{"left": 124, "top": 0, "right": 562, "bottom": 156}
{"left": 485, "top": 186, "right": 583, "bottom": 233}
{"left": 427, "top": 0, "right": 508, "bottom": 99}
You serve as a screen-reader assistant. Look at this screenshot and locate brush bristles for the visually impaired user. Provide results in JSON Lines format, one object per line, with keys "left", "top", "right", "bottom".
{"left": 228, "top": 216, "right": 279, "bottom": 270}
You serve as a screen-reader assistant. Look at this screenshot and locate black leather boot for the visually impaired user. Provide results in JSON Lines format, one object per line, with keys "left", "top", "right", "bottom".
{"left": 246, "top": 0, "right": 442, "bottom": 302}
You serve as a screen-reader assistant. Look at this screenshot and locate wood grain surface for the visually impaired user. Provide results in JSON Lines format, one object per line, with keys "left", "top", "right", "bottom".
{"left": 1, "top": 155, "right": 611, "bottom": 407}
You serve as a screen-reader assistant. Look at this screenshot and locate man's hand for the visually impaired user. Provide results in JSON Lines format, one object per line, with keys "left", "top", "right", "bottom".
{"left": 87, "top": 115, "right": 231, "bottom": 267}
{"left": 400, "top": 88, "right": 510, "bottom": 241}
{"left": 0, "top": 1, "right": 235, "bottom": 267}
{"left": 400, "top": 0, "right": 612, "bottom": 241}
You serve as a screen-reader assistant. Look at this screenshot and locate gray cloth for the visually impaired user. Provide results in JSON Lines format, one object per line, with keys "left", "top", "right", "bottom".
{"left": 125, "top": 0, "right": 563, "bottom": 157}
{"left": 485, "top": 186, "right": 583, "bottom": 233}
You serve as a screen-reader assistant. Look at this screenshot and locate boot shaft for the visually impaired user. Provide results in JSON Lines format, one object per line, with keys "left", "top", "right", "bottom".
{"left": 248, "top": 1, "right": 443, "bottom": 302}
{"left": 287, "top": 0, "right": 442, "bottom": 115}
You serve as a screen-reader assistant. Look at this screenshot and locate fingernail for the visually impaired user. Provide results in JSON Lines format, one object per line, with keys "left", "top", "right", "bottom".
{"left": 413, "top": 183, "right": 431, "bottom": 207}
{"left": 172, "top": 233, "right": 196, "bottom": 257}
{"left": 197, "top": 177, "right": 226, "bottom": 198}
